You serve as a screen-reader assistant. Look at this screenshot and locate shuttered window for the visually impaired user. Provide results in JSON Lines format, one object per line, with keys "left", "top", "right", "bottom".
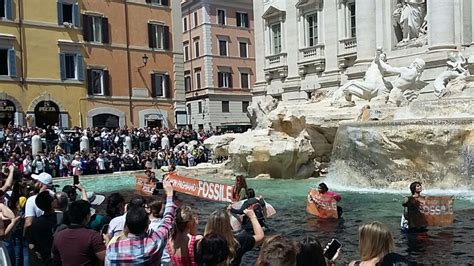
{"left": 151, "top": 73, "right": 171, "bottom": 98}
{"left": 148, "top": 24, "right": 170, "bottom": 50}
{"left": 59, "top": 53, "right": 84, "bottom": 81}
{"left": 83, "top": 15, "right": 109, "bottom": 43}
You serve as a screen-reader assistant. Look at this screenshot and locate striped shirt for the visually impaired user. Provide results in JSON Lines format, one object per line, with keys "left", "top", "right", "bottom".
{"left": 105, "top": 196, "right": 177, "bottom": 265}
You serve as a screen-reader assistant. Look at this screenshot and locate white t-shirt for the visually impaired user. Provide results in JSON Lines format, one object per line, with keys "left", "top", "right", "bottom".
{"left": 25, "top": 194, "right": 44, "bottom": 218}
{"left": 107, "top": 214, "right": 126, "bottom": 238}
{"left": 97, "top": 157, "right": 105, "bottom": 170}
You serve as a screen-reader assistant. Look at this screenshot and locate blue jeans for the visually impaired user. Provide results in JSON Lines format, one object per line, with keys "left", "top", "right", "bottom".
{"left": 4, "top": 237, "right": 29, "bottom": 266}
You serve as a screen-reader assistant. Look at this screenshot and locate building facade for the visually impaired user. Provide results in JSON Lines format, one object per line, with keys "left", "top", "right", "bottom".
{"left": 0, "top": 0, "right": 184, "bottom": 129}
{"left": 182, "top": 0, "right": 255, "bottom": 131}
{"left": 253, "top": 0, "right": 474, "bottom": 103}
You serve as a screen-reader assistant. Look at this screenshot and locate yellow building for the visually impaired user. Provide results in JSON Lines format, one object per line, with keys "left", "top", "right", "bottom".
{"left": 0, "top": 0, "right": 85, "bottom": 128}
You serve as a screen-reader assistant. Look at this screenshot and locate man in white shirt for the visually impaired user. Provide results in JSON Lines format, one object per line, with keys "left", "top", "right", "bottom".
{"left": 107, "top": 196, "right": 147, "bottom": 239}
{"left": 24, "top": 172, "right": 54, "bottom": 232}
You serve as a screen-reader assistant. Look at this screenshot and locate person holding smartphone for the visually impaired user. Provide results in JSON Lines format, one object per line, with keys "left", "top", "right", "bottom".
{"left": 297, "top": 237, "right": 341, "bottom": 266}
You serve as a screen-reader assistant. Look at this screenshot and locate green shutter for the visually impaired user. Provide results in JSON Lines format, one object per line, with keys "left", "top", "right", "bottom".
{"left": 59, "top": 53, "right": 66, "bottom": 80}
{"left": 5, "top": 0, "right": 13, "bottom": 20}
{"left": 73, "top": 3, "right": 80, "bottom": 27}
{"left": 57, "top": 2, "right": 63, "bottom": 25}
{"left": 77, "top": 54, "right": 84, "bottom": 81}
{"left": 8, "top": 49, "right": 16, "bottom": 77}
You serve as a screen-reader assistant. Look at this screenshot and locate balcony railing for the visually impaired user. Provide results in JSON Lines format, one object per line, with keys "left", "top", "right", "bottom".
{"left": 265, "top": 53, "right": 287, "bottom": 70}
{"left": 339, "top": 37, "right": 357, "bottom": 52}
{"left": 298, "top": 44, "right": 324, "bottom": 64}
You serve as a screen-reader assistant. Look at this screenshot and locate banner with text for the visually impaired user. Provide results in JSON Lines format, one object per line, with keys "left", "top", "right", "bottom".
{"left": 306, "top": 189, "right": 338, "bottom": 219}
{"left": 135, "top": 176, "right": 155, "bottom": 196}
{"left": 166, "top": 173, "right": 234, "bottom": 203}
{"left": 407, "top": 196, "right": 454, "bottom": 227}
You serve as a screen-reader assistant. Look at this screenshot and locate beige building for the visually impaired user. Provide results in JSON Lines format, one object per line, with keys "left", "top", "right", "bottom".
{"left": 182, "top": 0, "right": 255, "bottom": 131}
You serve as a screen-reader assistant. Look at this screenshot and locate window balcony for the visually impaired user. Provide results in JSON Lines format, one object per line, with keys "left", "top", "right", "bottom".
{"left": 337, "top": 37, "right": 357, "bottom": 68}
{"left": 297, "top": 44, "right": 325, "bottom": 76}
{"left": 264, "top": 53, "right": 288, "bottom": 81}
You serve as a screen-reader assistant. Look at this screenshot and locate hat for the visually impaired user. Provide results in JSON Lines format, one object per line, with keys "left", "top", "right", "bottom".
{"left": 87, "top": 192, "right": 105, "bottom": 206}
{"left": 31, "top": 172, "right": 53, "bottom": 186}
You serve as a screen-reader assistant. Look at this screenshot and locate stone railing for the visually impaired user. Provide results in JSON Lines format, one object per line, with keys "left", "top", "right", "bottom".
{"left": 298, "top": 44, "right": 324, "bottom": 63}
{"left": 265, "top": 53, "right": 288, "bottom": 70}
{"left": 339, "top": 37, "right": 357, "bottom": 52}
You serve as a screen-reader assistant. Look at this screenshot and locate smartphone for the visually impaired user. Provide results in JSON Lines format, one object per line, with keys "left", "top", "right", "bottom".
{"left": 324, "top": 239, "right": 342, "bottom": 260}
{"left": 100, "top": 224, "right": 109, "bottom": 236}
{"left": 73, "top": 175, "right": 80, "bottom": 185}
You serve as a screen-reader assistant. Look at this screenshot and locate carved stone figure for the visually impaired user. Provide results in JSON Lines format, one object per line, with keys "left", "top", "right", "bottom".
{"left": 247, "top": 96, "right": 279, "bottom": 129}
{"left": 332, "top": 49, "right": 390, "bottom": 106}
{"left": 393, "top": 0, "right": 427, "bottom": 47}
{"left": 433, "top": 53, "right": 469, "bottom": 98}
{"left": 375, "top": 54, "right": 426, "bottom": 106}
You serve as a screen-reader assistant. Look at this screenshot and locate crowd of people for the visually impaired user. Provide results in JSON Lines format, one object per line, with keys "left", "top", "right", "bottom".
{"left": 1, "top": 125, "right": 222, "bottom": 178}
{"left": 0, "top": 166, "right": 412, "bottom": 266}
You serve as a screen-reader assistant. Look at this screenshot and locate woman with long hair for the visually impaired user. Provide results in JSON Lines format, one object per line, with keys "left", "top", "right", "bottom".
{"left": 349, "top": 221, "right": 395, "bottom": 266}
{"left": 203, "top": 208, "right": 263, "bottom": 266}
{"left": 232, "top": 175, "right": 248, "bottom": 201}
{"left": 166, "top": 205, "right": 202, "bottom": 266}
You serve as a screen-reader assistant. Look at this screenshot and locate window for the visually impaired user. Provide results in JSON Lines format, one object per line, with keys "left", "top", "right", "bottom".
{"left": 349, "top": 2, "right": 356, "bottom": 37}
{"left": 87, "top": 69, "right": 110, "bottom": 96}
{"left": 242, "top": 101, "right": 249, "bottom": 113}
{"left": 236, "top": 12, "right": 249, "bottom": 28}
{"left": 240, "top": 72, "right": 249, "bottom": 89}
{"left": 1, "top": 0, "right": 13, "bottom": 20}
{"left": 307, "top": 13, "right": 318, "bottom": 47}
{"left": 148, "top": 24, "right": 170, "bottom": 50}
{"left": 193, "top": 12, "right": 198, "bottom": 28}
{"left": 271, "top": 23, "right": 281, "bottom": 54}
{"left": 198, "top": 101, "right": 202, "bottom": 113}
{"left": 83, "top": 15, "right": 109, "bottom": 44}
{"left": 0, "top": 48, "right": 16, "bottom": 77}
{"left": 184, "top": 44, "right": 189, "bottom": 61}
{"left": 239, "top": 42, "right": 247, "bottom": 58}
{"left": 58, "top": 2, "right": 79, "bottom": 27}
{"left": 218, "top": 71, "right": 232, "bottom": 88}
{"left": 148, "top": 0, "right": 169, "bottom": 6}
{"left": 219, "top": 40, "right": 228, "bottom": 56}
{"left": 222, "top": 101, "right": 229, "bottom": 113}
{"left": 151, "top": 73, "right": 170, "bottom": 98}
{"left": 60, "top": 53, "right": 83, "bottom": 81}
{"left": 184, "top": 74, "right": 191, "bottom": 91}
{"left": 217, "top": 9, "right": 226, "bottom": 25}
{"left": 194, "top": 40, "right": 200, "bottom": 58}
{"left": 183, "top": 17, "right": 188, "bottom": 32}
{"left": 195, "top": 69, "right": 201, "bottom": 89}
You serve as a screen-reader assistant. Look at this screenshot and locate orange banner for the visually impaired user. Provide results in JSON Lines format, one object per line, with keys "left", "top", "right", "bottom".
{"left": 306, "top": 189, "right": 338, "bottom": 219}
{"left": 136, "top": 173, "right": 234, "bottom": 203}
{"left": 406, "top": 196, "right": 454, "bottom": 227}
{"left": 135, "top": 176, "right": 156, "bottom": 196}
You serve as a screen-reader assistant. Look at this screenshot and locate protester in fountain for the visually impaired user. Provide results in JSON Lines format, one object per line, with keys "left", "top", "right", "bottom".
{"left": 349, "top": 221, "right": 398, "bottom": 266}
{"left": 317, "top": 182, "right": 343, "bottom": 218}
{"left": 232, "top": 175, "right": 248, "bottom": 201}
{"left": 52, "top": 200, "right": 106, "bottom": 265}
{"left": 204, "top": 208, "right": 264, "bottom": 266}
{"left": 230, "top": 188, "right": 266, "bottom": 233}
{"left": 195, "top": 233, "right": 230, "bottom": 266}
{"left": 105, "top": 176, "right": 177, "bottom": 264}
{"left": 256, "top": 235, "right": 298, "bottom": 266}
{"left": 401, "top": 181, "right": 427, "bottom": 232}
{"left": 166, "top": 205, "right": 202, "bottom": 266}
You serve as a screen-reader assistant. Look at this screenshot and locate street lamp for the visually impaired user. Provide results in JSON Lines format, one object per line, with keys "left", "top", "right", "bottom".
{"left": 142, "top": 54, "right": 149, "bottom": 66}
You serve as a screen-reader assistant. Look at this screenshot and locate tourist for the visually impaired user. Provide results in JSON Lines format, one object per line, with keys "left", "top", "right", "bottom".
{"left": 107, "top": 195, "right": 147, "bottom": 238}
{"left": 204, "top": 208, "right": 264, "bottom": 265}
{"left": 230, "top": 188, "right": 266, "bottom": 233}
{"left": 232, "top": 175, "right": 248, "bottom": 201}
{"left": 349, "top": 221, "right": 396, "bottom": 266}
{"left": 52, "top": 200, "right": 106, "bottom": 265}
{"left": 318, "top": 182, "right": 343, "bottom": 218}
{"left": 256, "top": 235, "right": 298, "bottom": 266}
{"left": 26, "top": 190, "right": 59, "bottom": 265}
{"left": 194, "top": 233, "right": 230, "bottom": 266}
{"left": 166, "top": 205, "right": 202, "bottom": 266}
{"left": 296, "top": 237, "right": 338, "bottom": 266}
{"left": 105, "top": 176, "right": 177, "bottom": 264}
{"left": 24, "top": 172, "right": 54, "bottom": 231}
{"left": 104, "top": 192, "right": 125, "bottom": 226}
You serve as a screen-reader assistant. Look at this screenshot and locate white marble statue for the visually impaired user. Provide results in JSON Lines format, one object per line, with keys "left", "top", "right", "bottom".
{"left": 247, "top": 96, "right": 279, "bottom": 129}
{"left": 433, "top": 53, "right": 469, "bottom": 98}
{"left": 332, "top": 49, "right": 389, "bottom": 105}
{"left": 393, "top": 0, "right": 427, "bottom": 46}
{"left": 375, "top": 54, "right": 426, "bottom": 106}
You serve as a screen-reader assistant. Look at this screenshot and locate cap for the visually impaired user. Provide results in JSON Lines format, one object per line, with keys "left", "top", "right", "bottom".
{"left": 31, "top": 172, "right": 53, "bottom": 186}
{"left": 87, "top": 192, "right": 105, "bottom": 206}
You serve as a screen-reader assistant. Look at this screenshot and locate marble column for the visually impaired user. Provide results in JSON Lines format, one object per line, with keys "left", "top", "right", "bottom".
{"left": 428, "top": 0, "right": 456, "bottom": 51}
{"left": 355, "top": 0, "right": 376, "bottom": 65}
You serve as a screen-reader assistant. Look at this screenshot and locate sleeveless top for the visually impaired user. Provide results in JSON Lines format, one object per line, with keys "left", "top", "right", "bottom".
{"left": 167, "top": 235, "right": 197, "bottom": 266}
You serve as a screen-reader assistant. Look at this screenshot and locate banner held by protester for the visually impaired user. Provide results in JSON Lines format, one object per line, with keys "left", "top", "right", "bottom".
{"left": 306, "top": 189, "right": 338, "bottom": 219}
